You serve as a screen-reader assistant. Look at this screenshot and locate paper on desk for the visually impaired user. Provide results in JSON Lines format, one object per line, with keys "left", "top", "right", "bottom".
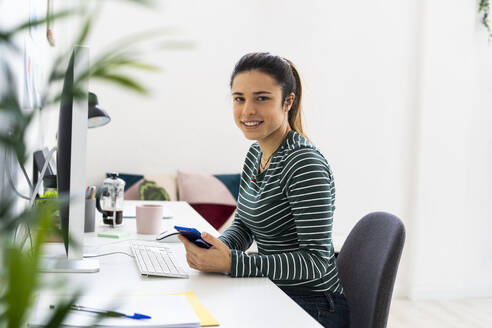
{"left": 130, "top": 292, "right": 219, "bottom": 327}
{"left": 172, "top": 292, "right": 219, "bottom": 327}
{"left": 97, "top": 230, "right": 131, "bottom": 239}
{"left": 28, "top": 293, "right": 200, "bottom": 327}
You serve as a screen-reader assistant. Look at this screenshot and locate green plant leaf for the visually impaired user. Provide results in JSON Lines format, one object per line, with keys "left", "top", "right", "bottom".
{"left": 157, "top": 40, "right": 195, "bottom": 50}
{"left": 478, "top": 0, "right": 491, "bottom": 38}
{"left": 74, "top": 16, "right": 93, "bottom": 47}
{"left": 105, "top": 58, "right": 160, "bottom": 72}
{"left": 43, "top": 294, "right": 80, "bottom": 328}
{"left": 92, "top": 72, "right": 149, "bottom": 94}
{"left": 0, "top": 204, "right": 54, "bottom": 327}
{"left": 94, "top": 26, "right": 180, "bottom": 61}
{"left": 113, "top": 0, "right": 156, "bottom": 8}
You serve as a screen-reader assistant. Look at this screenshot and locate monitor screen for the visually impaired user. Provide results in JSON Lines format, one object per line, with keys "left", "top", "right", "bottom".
{"left": 57, "top": 45, "right": 89, "bottom": 260}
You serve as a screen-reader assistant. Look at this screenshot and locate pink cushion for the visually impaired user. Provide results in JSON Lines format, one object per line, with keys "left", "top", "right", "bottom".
{"left": 177, "top": 170, "right": 237, "bottom": 230}
{"left": 124, "top": 178, "right": 144, "bottom": 200}
{"left": 177, "top": 170, "right": 236, "bottom": 206}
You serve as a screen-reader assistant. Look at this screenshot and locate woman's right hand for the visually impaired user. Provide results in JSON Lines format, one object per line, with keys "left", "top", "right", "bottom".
{"left": 179, "top": 232, "right": 231, "bottom": 274}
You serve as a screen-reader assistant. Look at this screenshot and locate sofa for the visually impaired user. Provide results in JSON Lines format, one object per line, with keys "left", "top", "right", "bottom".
{"left": 115, "top": 170, "right": 240, "bottom": 234}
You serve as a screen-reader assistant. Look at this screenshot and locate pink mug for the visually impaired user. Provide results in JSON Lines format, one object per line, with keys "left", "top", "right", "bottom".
{"left": 136, "top": 204, "right": 163, "bottom": 234}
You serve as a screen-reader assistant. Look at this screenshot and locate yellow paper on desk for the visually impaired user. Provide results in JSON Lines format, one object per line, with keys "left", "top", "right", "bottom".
{"left": 171, "top": 291, "right": 219, "bottom": 327}
{"left": 134, "top": 291, "right": 219, "bottom": 327}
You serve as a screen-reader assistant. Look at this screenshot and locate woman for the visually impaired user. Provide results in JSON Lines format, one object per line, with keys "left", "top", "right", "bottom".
{"left": 178, "top": 52, "right": 350, "bottom": 327}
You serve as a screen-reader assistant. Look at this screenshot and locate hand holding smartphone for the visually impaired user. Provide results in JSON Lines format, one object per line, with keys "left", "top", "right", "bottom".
{"left": 174, "top": 225, "right": 212, "bottom": 249}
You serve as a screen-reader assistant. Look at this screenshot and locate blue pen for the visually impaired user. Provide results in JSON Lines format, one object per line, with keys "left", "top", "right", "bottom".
{"left": 50, "top": 304, "right": 151, "bottom": 320}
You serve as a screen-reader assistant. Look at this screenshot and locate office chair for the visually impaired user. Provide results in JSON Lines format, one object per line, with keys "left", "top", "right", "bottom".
{"left": 336, "top": 211, "right": 405, "bottom": 328}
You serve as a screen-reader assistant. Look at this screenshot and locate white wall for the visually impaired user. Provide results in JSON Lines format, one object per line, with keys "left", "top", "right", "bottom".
{"left": 407, "top": 0, "right": 492, "bottom": 299}
{"left": 83, "top": 0, "right": 419, "bottom": 297}
{"left": 84, "top": 0, "right": 417, "bottom": 235}
{"left": 85, "top": 0, "right": 492, "bottom": 299}
{"left": 0, "top": 0, "right": 62, "bottom": 204}
{"left": 5, "top": 0, "right": 492, "bottom": 300}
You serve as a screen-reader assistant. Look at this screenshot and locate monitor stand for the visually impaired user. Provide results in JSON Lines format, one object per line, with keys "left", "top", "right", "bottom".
{"left": 40, "top": 255, "right": 99, "bottom": 273}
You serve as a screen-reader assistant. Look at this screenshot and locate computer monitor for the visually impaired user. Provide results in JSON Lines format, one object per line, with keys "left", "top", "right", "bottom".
{"left": 41, "top": 45, "right": 99, "bottom": 273}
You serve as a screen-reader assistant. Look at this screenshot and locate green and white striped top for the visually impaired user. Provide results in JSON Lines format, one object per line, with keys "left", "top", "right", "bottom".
{"left": 219, "top": 130, "right": 343, "bottom": 293}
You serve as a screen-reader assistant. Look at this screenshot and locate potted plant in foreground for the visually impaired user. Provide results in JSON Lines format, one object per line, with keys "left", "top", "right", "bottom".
{"left": 0, "top": 1, "right": 190, "bottom": 326}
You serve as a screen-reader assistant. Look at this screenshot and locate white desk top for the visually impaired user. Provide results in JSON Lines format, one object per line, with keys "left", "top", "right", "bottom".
{"left": 41, "top": 201, "right": 322, "bottom": 327}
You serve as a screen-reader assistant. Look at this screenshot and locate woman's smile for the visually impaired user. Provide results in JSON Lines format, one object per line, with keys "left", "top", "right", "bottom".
{"left": 242, "top": 120, "right": 264, "bottom": 129}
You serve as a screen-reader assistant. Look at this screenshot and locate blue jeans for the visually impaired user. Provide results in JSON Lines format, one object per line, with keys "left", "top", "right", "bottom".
{"left": 280, "top": 287, "right": 350, "bottom": 328}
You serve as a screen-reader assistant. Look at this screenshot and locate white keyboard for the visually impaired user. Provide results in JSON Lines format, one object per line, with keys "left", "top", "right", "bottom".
{"left": 130, "top": 240, "right": 189, "bottom": 278}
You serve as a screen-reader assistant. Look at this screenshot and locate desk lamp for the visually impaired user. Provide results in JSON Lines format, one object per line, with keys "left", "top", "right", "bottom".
{"left": 32, "top": 92, "right": 110, "bottom": 200}
{"left": 88, "top": 92, "right": 111, "bottom": 128}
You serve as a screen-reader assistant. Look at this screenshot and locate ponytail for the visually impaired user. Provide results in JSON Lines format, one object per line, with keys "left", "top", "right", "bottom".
{"left": 230, "top": 52, "right": 309, "bottom": 140}
{"left": 283, "top": 58, "right": 307, "bottom": 141}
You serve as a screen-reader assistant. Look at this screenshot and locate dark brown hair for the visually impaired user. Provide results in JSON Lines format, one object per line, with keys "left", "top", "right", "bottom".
{"left": 230, "top": 52, "right": 307, "bottom": 139}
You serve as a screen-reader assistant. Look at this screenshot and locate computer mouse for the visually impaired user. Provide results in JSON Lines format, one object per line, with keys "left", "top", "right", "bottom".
{"left": 156, "top": 230, "right": 180, "bottom": 243}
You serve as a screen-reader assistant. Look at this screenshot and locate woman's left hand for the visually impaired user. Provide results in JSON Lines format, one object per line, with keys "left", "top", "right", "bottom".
{"left": 178, "top": 232, "right": 231, "bottom": 274}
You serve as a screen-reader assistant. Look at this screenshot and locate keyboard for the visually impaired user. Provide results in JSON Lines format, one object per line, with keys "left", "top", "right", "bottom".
{"left": 130, "top": 240, "right": 189, "bottom": 278}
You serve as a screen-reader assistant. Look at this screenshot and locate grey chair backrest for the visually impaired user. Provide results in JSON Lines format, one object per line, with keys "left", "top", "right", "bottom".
{"left": 336, "top": 211, "right": 405, "bottom": 328}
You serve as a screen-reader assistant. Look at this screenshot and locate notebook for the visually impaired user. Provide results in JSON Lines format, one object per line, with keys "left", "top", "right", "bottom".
{"left": 28, "top": 293, "right": 200, "bottom": 328}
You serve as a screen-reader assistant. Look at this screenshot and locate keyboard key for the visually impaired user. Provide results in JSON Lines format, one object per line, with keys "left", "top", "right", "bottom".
{"left": 164, "top": 252, "right": 178, "bottom": 273}
{"left": 156, "top": 252, "right": 170, "bottom": 273}
{"left": 148, "top": 248, "right": 162, "bottom": 272}
{"left": 140, "top": 248, "right": 155, "bottom": 272}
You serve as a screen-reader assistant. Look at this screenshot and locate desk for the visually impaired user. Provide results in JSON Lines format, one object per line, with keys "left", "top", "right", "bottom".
{"left": 41, "top": 201, "right": 322, "bottom": 327}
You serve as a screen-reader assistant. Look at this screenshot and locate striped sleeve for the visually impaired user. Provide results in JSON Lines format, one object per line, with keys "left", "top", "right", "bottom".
{"left": 226, "top": 149, "right": 337, "bottom": 281}
{"left": 218, "top": 211, "right": 254, "bottom": 251}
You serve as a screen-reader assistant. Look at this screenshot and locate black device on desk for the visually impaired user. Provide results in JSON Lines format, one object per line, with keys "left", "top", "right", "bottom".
{"left": 174, "top": 226, "right": 212, "bottom": 249}
{"left": 32, "top": 148, "right": 57, "bottom": 195}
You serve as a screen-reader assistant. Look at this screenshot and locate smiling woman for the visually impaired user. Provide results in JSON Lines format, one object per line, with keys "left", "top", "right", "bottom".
{"left": 179, "top": 52, "right": 350, "bottom": 327}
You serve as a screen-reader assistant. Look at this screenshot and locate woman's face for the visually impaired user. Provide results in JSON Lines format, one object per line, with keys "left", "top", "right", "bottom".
{"left": 231, "top": 70, "right": 293, "bottom": 142}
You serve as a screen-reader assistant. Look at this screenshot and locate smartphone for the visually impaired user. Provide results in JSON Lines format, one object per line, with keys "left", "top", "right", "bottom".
{"left": 174, "top": 225, "right": 212, "bottom": 249}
